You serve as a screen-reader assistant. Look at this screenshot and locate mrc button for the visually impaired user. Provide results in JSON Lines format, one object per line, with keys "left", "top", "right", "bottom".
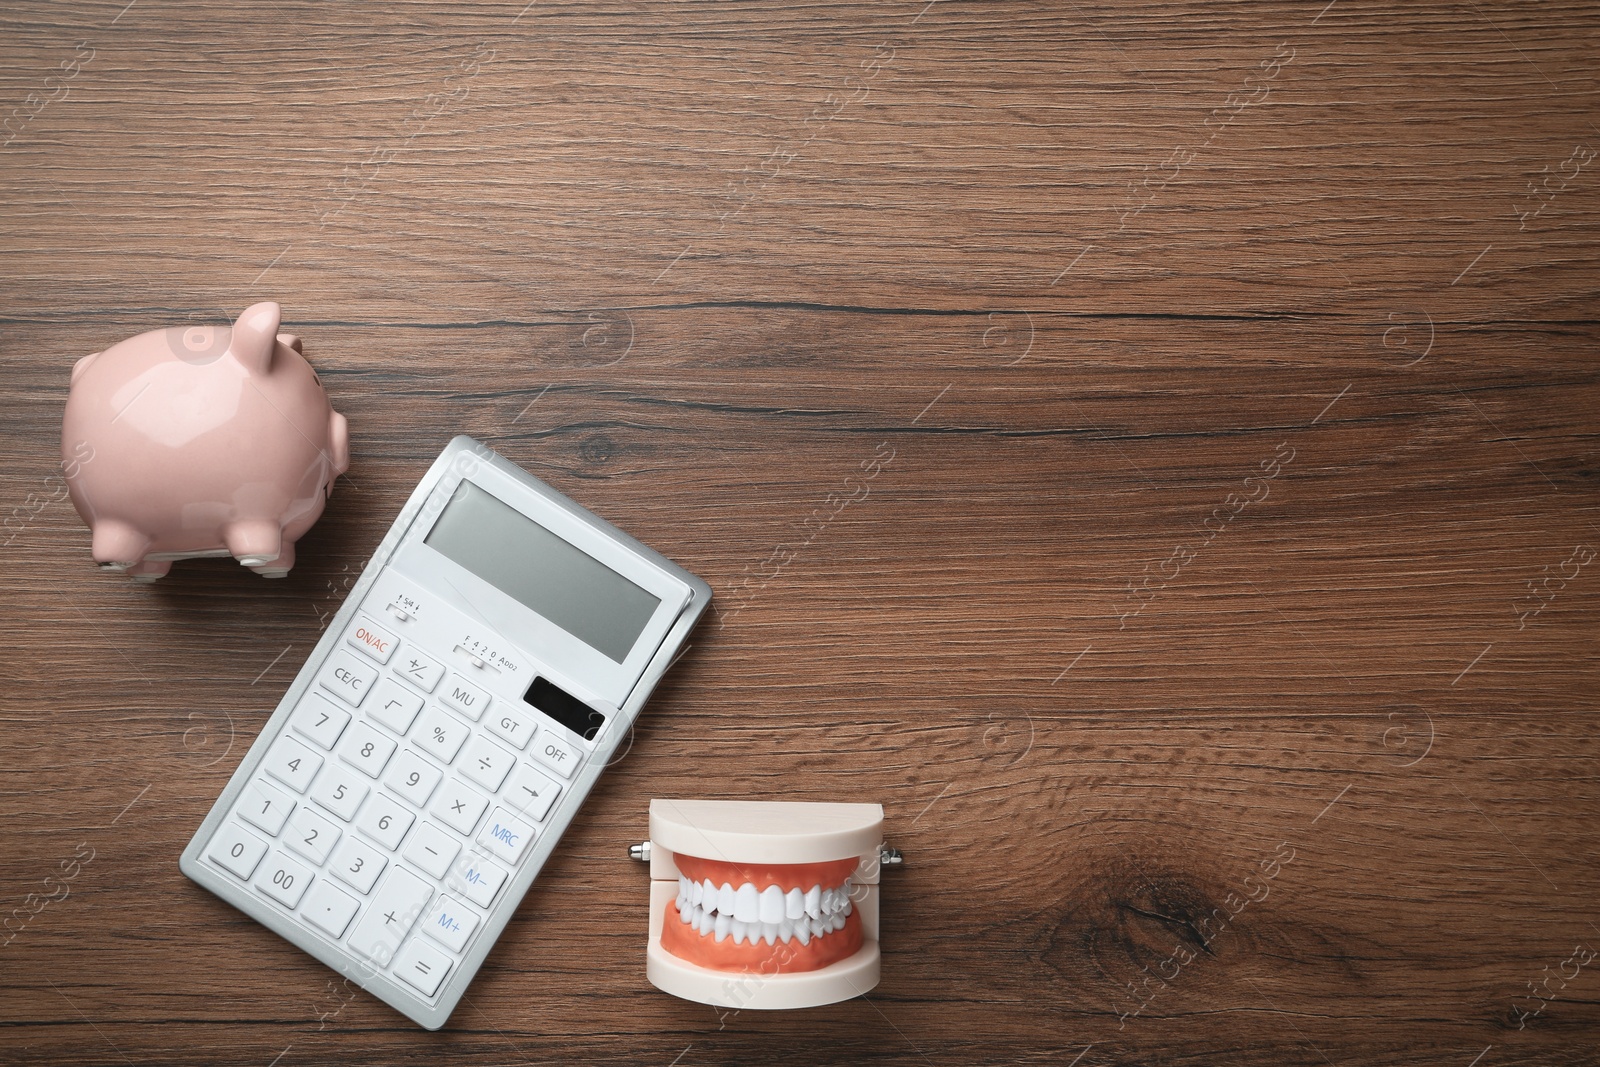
{"left": 346, "top": 617, "right": 398, "bottom": 664}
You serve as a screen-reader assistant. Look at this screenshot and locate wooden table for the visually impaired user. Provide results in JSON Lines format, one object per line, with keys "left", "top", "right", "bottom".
{"left": 3, "top": 1, "right": 1597, "bottom": 1063}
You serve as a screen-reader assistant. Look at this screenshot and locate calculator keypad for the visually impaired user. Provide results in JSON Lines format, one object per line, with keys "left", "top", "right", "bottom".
{"left": 204, "top": 612, "right": 580, "bottom": 1002}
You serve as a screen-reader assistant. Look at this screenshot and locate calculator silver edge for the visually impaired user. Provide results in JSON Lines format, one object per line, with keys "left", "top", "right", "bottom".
{"left": 179, "top": 434, "right": 712, "bottom": 1030}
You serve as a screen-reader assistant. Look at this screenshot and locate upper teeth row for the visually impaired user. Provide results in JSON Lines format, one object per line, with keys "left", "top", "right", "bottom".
{"left": 677, "top": 904, "right": 848, "bottom": 945}
{"left": 675, "top": 876, "right": 852, "bottom": 924}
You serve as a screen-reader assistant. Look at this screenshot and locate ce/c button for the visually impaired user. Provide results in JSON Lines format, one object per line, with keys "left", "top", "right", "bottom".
{"left": 318, "top": 649, "right": 378, "bottom": 708}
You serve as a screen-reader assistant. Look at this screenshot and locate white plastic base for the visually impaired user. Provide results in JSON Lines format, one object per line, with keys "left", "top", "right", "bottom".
{"left": 646, "top": 881, "right": 880, "bottom": 1009}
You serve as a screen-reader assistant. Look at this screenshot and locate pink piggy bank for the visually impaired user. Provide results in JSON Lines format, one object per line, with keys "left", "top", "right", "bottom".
{"left": 61, "top": 301, "right": 349, "bottom": 581}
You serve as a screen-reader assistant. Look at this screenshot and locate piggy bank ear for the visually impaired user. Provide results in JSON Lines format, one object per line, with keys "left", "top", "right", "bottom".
{"left": 229, "top": 302, "right": 282, "bottom": 374}
{"left": 71, "top": 352, "right": 101, "bottom": 385}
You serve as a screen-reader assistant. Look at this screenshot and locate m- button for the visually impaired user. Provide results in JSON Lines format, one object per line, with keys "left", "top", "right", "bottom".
{"left": 318, "top": 649, "right": 377, "bottom": 708}
{"left": 346, "top": 617, "right": 398, "bottom": 665}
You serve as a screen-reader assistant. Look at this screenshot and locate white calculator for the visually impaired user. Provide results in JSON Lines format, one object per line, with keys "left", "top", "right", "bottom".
{"left": 181, "top": 436, "right": 711, "bottom": 1029}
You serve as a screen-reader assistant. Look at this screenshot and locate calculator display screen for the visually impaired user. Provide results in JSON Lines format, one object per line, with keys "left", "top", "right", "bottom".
{"left": 425, "top": 480, "right": 661, "bottom": 662}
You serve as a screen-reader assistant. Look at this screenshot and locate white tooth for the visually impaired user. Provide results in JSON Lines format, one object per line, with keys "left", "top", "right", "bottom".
{"left": 678, "top": 875, "right": 688, "bottom": 896}
{"left": 810, "top": 915, "right": 827, "bottom": 937}
{"left": 690, "top": 882, "right": 701, "bottom": 906}
{"left": 730, "top": 918, "right": 748, "bottom": 944}
{"left": 842, "top": 898, "right": 853, "bottom": 917}
{"left": 778, "top": 918, "right": 793, "bottom": 941}
{"left": 794, "top": 923, "right": 810, "bottom": 945}
{"left": 734, "top": 883, "right": 761, "bottom": 922}
{"left": 831, "top": 912, "right": 845, "bottom": 931}
{"left": 759, "top": 885, "right": 785, "bottom": 923}
{"left": 713, "top": 912, "right": 731, "bottom": 941}
{"left": 785, "top": 887, "right": 804, "bottom": 919}
{"left": 762, "top": 922, "right": 777, "bottom": 945}
{"left": 805, "top": 884, "right": 821, "bottom": 918}
{"left": 700, "top": 908, "right": 714, "bottom": 935}
{"left": 820, "top": 889, "right": 835, "bottom": 913}
{"left": 702, "top": 879, "right": 716, "bottom": 908}
{"left": 678, "top": 900, "right": 694, "bottom": 923}
{"left": 719, "top": 882, "right": 736, "bottom": 914}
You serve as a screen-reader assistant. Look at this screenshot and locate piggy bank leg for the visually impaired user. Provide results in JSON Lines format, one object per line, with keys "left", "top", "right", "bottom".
{"left": 126, "top": 559, "right": 172, "bottom": 583}
{"left": 223, "top": 519, "right": 283, "bottom": 569}
{"left": 90, "top": 519, "right": 151, "bottom": 572}
{"left": 249, "top": 540, "right": 295, "bottom": 579}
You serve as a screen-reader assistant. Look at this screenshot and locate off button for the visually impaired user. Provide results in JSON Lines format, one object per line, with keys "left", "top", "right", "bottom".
{"left": 318, "top": 649, "right": 378, "bottom": 708}
{"left": 532, "top": 733, "right": 582, "bottom": 780}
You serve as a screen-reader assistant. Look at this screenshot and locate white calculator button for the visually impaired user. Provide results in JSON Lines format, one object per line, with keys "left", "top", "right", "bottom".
{"left": 238, "top": 779, "right": 295, "bottom": 836}
{"left": 383, "top": 749, "right": 442, "bottom": 807}
{"left": 503, "top": 764, "right": 561, "bottom": 823}
{"left": 301, "top": 879, "right": 360, "bottom": 940}
{"left": 310, "top": 763, "right": 370, "bottom": 822}
{"left": 446, "top": 852, "right": 508, "bottom": 909}
{"left": 207, "top": 823, "right": 268, "bottom": 880}
{"left": 346, "top": 617, "right": 398, "bottom": 664}
{"left": 439, "top": 674, "right": 490, "bottom": 722}
{"left": 329, "top": 835, "right": 387, "bottom": 895}
{"left": 338, "top": 721, "right": 397, "bottom": 779}
{"left": 484, "top": 705, "right": 536, "bottom": 750}
{"left": 263, "top": 737, "right": 323, "bottom": 794}
{"left": 393, "top": 648, "right": 444, "bottom": 693}
{"left": 357, "top": 792, "right": 414, "bottom": 851}
{"left": 532, "top": 733, "right": 583, "bottom": 779}
{"left": 290, "top": 696, "right": 350, "bottom": 751}
{"left": 318, "top": 649, "right": 378, "bottom": 708}
{"left": 285, "top": 804, "right": 341, "bottom": 866}
{"left": 411, "top": 706, "right": 468, "bottom": 764}
{"left": 254, "top": 849, "right": 314, "bottom": 909}
{"left": 393, "top": 936, "right": 452, "bottom": 997}
{"left": 368, "top": 678, "right": 423, "bottom": 736}
{"left": 429, "top": 778, "right": 489, "bottom": 835}
{"left": 348, "top": 867, "right": 433, "bottom": 965}
{"left": 402, "top": 821, "right": 461, "bottom": 881}
{"left": 478, "top": 807, "right": 536, "bottom": 865}
{"left": 422, "top": 896, "right": 481, "bottom": 954}
{"left": 459, "top": 735, "right": 516, "bottom": 793}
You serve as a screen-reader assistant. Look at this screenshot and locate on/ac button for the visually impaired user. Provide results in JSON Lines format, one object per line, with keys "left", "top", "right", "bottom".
{"left": 346, "top": 617, "right": 398, "bottom": 664}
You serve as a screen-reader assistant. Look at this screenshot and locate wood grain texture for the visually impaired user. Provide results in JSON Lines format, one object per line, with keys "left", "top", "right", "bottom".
{"left": 2, "top": 0, "right": 1598, "bottom": 1064}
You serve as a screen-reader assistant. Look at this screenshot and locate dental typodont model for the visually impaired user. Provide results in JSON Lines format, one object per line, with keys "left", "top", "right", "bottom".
{"left": 61, "top": 301, "right": 348, "bottom": 580}
{"left": 634, "top": 799, "right": 900, "bottom": 1010}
